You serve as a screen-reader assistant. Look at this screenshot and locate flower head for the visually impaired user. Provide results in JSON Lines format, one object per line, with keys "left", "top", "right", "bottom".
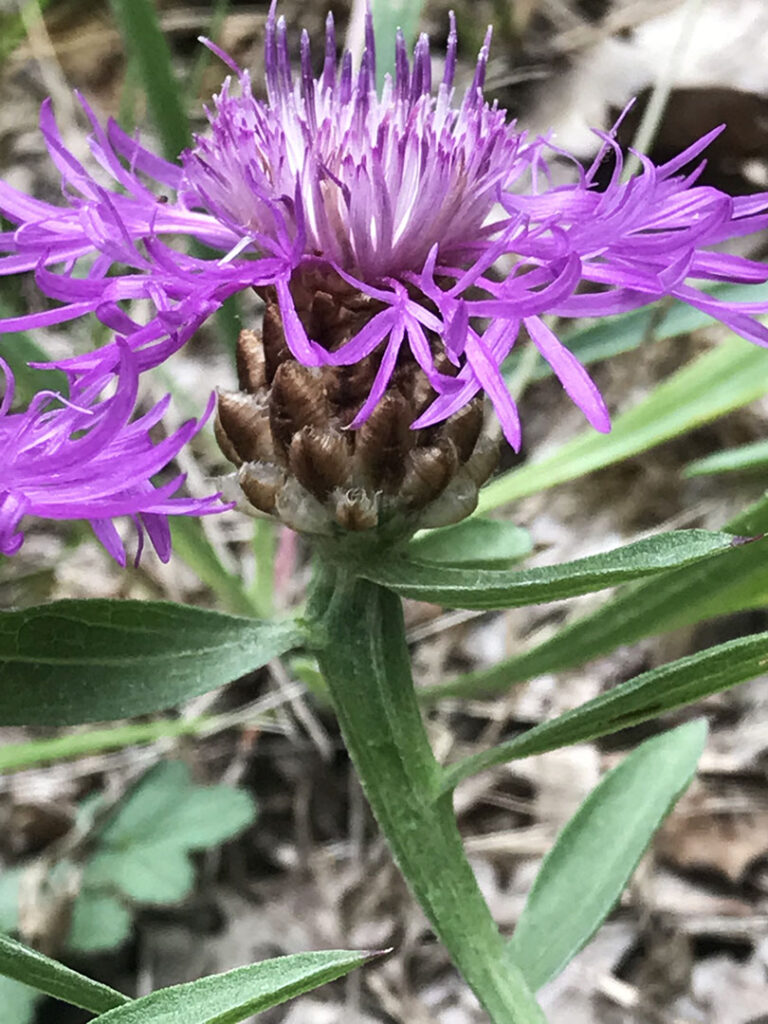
{"left": 0, "top": 348, "right": 223, "bottom": 562}
{"left": 1, "top": 3, "right": 768, "bottom": 463}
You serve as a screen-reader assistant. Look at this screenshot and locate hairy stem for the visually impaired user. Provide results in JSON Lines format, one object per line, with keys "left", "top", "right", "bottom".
{"left": 308, "top": 560, "right": 544, "bottom": 1023}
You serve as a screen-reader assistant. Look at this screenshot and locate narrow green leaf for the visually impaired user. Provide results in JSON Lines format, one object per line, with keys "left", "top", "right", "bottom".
{"left": 0, "top": 0, "right": 56, "bottom": 66}
{"left": 169, "top": 518, "right": 259, "bottom": 617}
{"left": 509, "top": 721, "right": 707, "bottom": 990}
{"left": 0, "top": 719, "right": 214, "bottom": 774}
{"left": 684, "top": 437, "right": 768, "bottom": 477}
{"left": 362, "top": 530, "right": 739, "bottom": 610}
{"left": 424, "top": 496, "right": 768, "bottom": 702}
{"left": 408, "top": 519, "right": 532, "bottom": 568}
{"left": 249, "top": 518, "right": 277, "bottom": 618}
{"left": 441, "top": 632, "right": 768, "bottom": 791}
{"left": 0, "top": 600, "right": 305, "bottom": 725}
{"left": 91, "top": 949, "right": 381, "bottom": 1023}
{"left": 426, "top": 533, "right": 768, "bottom": 701}
{"left": 0, "top": 933, "right": 128, "bottom": 1013}
{"left": 109, "top": 0, "right": 190, "bottom": 160}
{"left": 479, "top": 337, "right": 768, "bottom": 513}
{"left": 727, "top": 489, "right": 768, "bottom": 535}
{"left": 67, "top": 893, "right": 133, "bottom": 954}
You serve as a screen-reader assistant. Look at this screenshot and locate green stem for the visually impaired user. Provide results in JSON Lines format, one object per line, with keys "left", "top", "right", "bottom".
{"left": 308, "top": 560, "right": 545, "bottom": 1023}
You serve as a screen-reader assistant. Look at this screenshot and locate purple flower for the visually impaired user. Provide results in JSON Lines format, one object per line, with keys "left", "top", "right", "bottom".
{"left": 0, "top": 346, "right": 224, "bottom": 563}
{"left": 1, "top": 3, "right": 768, "bottom": 450}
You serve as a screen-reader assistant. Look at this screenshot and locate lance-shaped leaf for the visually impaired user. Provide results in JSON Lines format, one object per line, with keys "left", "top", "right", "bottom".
{"left": 441, "top": 632, "right": 768, "bottom": 791}
{"left": 0, "top": 600, "right": 305, "bottom": 725}
{"left": 90, "top": 949, "right": 383, "bottom": 1023}
{"left": 0, "top": 933, "right": 128, "bottom": 1013}
{"left": 362, "top": 530, "right": 741, "bottom": 610}
{"left": 426, "top": 538, "right": 768, "bottom": 700}
{"left": 424, "top": 499, "right": 768, "bottom": 701}
{"left": 509, "top": 721, "right": 707, "bottom": 991}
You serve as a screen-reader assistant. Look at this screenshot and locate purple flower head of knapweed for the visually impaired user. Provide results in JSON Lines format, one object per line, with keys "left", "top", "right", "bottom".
{"left": 2, "top": 3, "right": 768, "bottom": 456}
{"left": 0, "top": 347, "right": 223, "bottom": 563}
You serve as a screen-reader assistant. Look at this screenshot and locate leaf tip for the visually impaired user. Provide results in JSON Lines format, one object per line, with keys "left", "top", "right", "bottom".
{"left": 363, "top": 947, "right": 394, "bottom": 962}
{"left": 729, "top": 532, "right": 765, "bottom": 547}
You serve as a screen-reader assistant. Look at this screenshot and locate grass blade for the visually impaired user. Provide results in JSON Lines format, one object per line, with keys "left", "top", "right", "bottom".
{"left": 109, "top": 0, "right": 190, "bottom": 159}
{"left": 480, "top": 336, "right": 768, "bottom": 513}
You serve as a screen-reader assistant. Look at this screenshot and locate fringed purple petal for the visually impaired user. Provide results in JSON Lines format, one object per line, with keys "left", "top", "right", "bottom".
{"left": 0, "top": 3, "right": 767, "bottom": 468}
{"left": 1, "top": 352, "right": 228, "bottom": 561}
{"left": 525, "top": 315, "right": 611, "bottom": 432}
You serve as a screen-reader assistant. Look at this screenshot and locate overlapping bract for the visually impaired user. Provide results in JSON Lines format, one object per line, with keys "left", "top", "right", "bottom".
{"left": 0, "top": 349, "right": 222, "bottom": 563}
{"left": 1, "top": 3, "right": 768, "bottom": 521}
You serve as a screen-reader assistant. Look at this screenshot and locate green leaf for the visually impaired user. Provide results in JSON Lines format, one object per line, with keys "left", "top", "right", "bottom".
{"left": 0, "top": 932, "right": 128, "bottom": 1013}
{"left": 169, "top": 519, "right": 259, "bottom": 617}
{"left": 726, "top": 489, "right": 768, "bottom": 535}
{"left": 99, "top": 762, "right": 256, "bottom": 850}
{"left": 684, "top": 437, "right": 768, "bottom": 477}
{"left": 84, "top": 845, "right": 195, "bottom": 906}
{"left": 479, "top": 336, "right": 768, "bottom": 513}
{"left": 509, "top": 721, "right": 706, "bottom": 991}
{"left": 0, "top": 974, "right": 41, "bottom": 1024}
{"left": 441, "top": 632, "right": 768, "bottom": 791}
{"left": 157, "top": 786, "right": 257, "bottom": 849}
{"left": 99, "top": 761, "right": 191, "bottom": 843}
{"left": 0, "top": 323, "right": 65, "bottom": 406}
{"left": 427, "top": 534, "right": 768, "bottom": 701}
{"left": 91, "top": 949, "right": 382, "bottom": 1023}
{"left": 67, "top": 893, "right": 133, "bottom": 954}
{"left": 361, "top": 530, "right": 739, "bottom": 610}
{"left": 409, "top": 519, "right": 532, "bottom": 568}
{"left": 0, "top": 600, "right": 305, "bottom": 725}
{"left": 289, "top": 655, "right": 329, "bottom": 703}
{"left": 249, "top": 518, "right": 277, "bottom": 618}
{"left": 82, "top": 762, "right": 257, "bottom": 905}
{"left": 109, "top": 0, "right": 190, "bottom": 160}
